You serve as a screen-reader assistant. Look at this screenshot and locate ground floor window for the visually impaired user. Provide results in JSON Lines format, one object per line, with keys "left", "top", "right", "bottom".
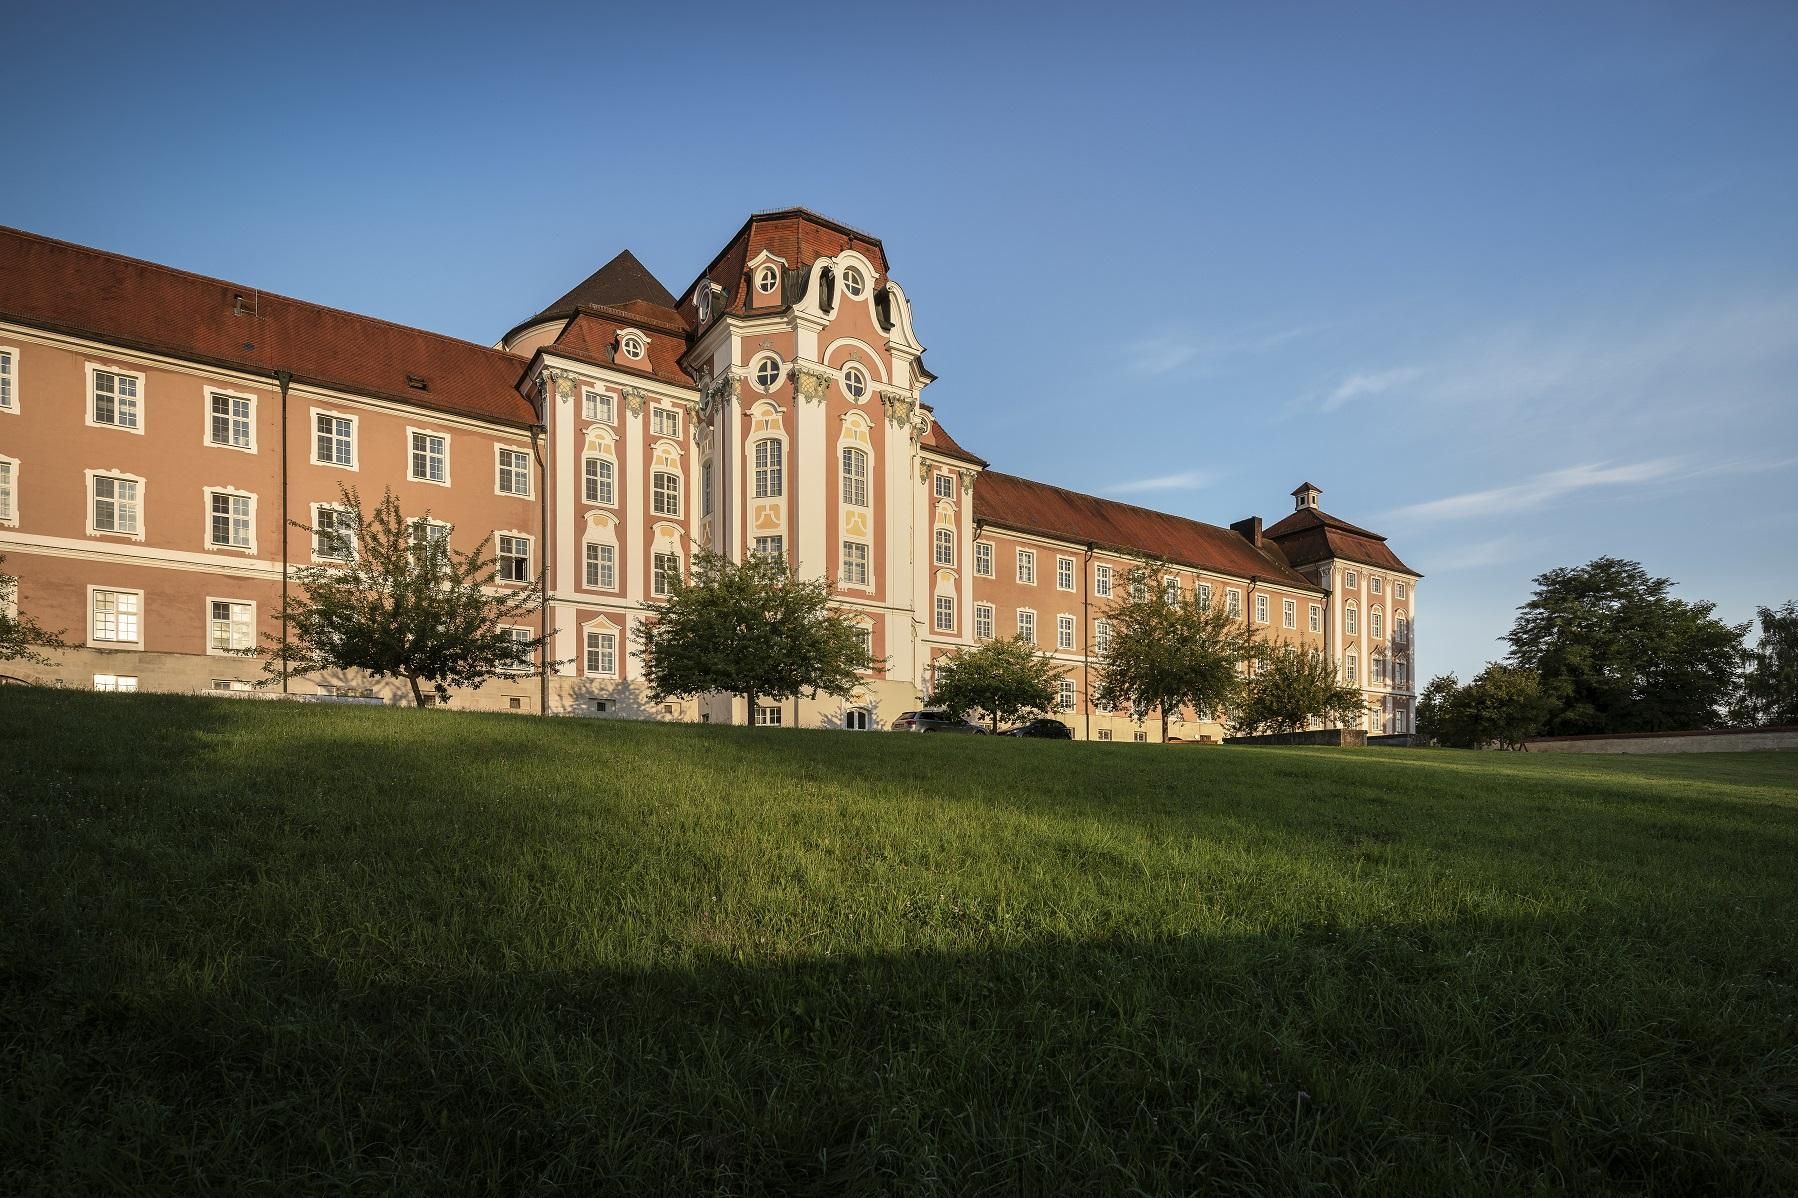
{"left": 94, "top": 674, "right": 137, "bottom": 692}
{"left": 1132, "top": 730, "right": 1147, "bottom": 743}
{"left": 845, "top": 708, "right": 871, "bottom": 731}
{"left": 211, "top": 679, "right": 253, "bottom": 693}
{"left": 1097, "top": 729, "right": 1112, "bottom": 741}
{"left": 585, "top": 629, "right": 617, "bottom": 676}
{"left": 755, "top": 705, "right": 783, "bottom": 727}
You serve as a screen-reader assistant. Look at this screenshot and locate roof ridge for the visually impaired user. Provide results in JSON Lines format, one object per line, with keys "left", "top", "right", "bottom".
{"left": 0, "top": 224, "right": 524, "bottom": 365}
{"left": 981, "top": 470, "right": 1244, "bottom": 540}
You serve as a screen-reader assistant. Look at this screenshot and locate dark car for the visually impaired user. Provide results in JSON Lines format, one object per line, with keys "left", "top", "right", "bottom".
{"left": 1000, "top": 718, "right": 1074, "bottom": 739}
{"left": 892, "top": 709, "right": 985, "bottom": 734}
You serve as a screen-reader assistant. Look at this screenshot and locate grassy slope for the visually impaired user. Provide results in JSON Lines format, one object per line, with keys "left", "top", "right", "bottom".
{"left": 1, "top": 690, "right": 1795, "bottom": 1195}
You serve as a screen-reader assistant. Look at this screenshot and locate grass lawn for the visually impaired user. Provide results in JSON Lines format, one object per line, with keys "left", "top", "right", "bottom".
{"left": 2, "top": 689, "right": 1795, "bottom": 1195}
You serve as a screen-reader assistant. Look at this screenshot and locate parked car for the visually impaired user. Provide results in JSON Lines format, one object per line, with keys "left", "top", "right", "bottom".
{"left": 1000, "top": 718, "right": 1073, "bottom": 739}
{"left": 892, "top": 710, "right": 986, "bottom": 734}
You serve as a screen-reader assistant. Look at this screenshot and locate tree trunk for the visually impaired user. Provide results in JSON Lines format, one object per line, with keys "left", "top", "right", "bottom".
{"left": 407, "top": 673, "right": 426, "bottom": 708}
{"left": 991, "top": 712, "right": 1000, "bottom": 733}
{"left": 745, "top": 690, "right": 756, "bottom": 727}
{"left": 1161, "top": 711, "right": 1170, "bottom": 742}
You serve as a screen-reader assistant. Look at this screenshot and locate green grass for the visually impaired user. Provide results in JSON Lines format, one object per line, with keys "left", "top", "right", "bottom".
{"left": 1, "top": 690, "right": 1795, "bottom": 1195}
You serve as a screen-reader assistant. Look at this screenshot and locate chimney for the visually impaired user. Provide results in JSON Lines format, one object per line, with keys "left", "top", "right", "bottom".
{"left": 1231, "top": 516, "right": 1263, "bottom": 547}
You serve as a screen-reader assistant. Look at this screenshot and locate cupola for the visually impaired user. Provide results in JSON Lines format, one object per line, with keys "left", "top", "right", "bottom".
{"left": 1291, "top": 482, "right": 1322, "bottom": 511}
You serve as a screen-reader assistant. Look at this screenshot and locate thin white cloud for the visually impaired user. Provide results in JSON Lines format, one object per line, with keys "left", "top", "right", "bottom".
{"left": 1127, "top": 323, "right": 1323, "bottom": 378}
{"left": 1107, "top": 470, "right": 1214, "bottom": 496}
{"left": 1387, "top": 460, "right": 1683, "bottom": 523}
{"left": 1321, "top": 366, "right": 1422, "bottom": 412}
{"left": 1424, "top": 535, "right": 1536, "bottom": 573}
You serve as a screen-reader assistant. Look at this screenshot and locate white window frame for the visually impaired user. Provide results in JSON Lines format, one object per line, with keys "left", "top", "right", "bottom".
{"left": 756, "top": 264, "right": 780, "bottom": 294}
{"left": 841, "top": 540, "right": 871, "bottom": 588}
{"left": 88, "top": 585, "right": 145, "bottom": 647}
{"left": 974, "top": 541, "right": 994, "bottom": 578}
{"left": 86, "top": 363, "right": 145, "bottom": 434}
{"left": 1372, "top": 607, "right": 1384, "bottom": 639}
{"left": 841, "top": 364, "right": 868, "bottom": 401}
{"left": 652, "top": 470, "right": 682, "bottom": 517}
{"left": 1226, "top": 588, "right": 1241, "bottom": 618}
{"left": 652, "top": 550, "right": 681, "bottom": 597}
{"left": 311, "top": 503, "right": 356, "bottom": 562}
{"left": 583, "top": 455, "right": 616, "bottom": 507}
{"left": 1016, "top": 608, "right": 1036, "bottom": 644}
{"left": 1396, "top": 581, "right": 1408, "bottom": 600}
{"left": 584, "top": 540, "right": 617, "bottom": 591}
{"left": 584, "top": 628, "right": 619, "bottom": 677}
{"left": 841, "top": 447, "right": 870, "bottom": 507}
{"left": 500, "top": 625, "right": 536, "bottom": 674}
{"left": 753, "top": 438, "right": 784, "bottom": 498}
{"left": 496, "top": 532, "right": 533, "bottom": 584}
{"left": 754, "top": 534, "right": 785, "bottom": 561}
{"left": 86, "top": 470, "right": 145, "bottom": 541}
{"left": 406, "top": 427, "right": 451, "bottom": 486}
{"left": 1056, "top": 678, "right": 1076, "bottom": 713}
{"left": 975, "top": 602, "right": 995, "bottom": 641}
{"left": 1016, "top": 549, "right": 1036, "bottom": 585}
{"left": 620, "top": 332, "right": 647, "bottom": 361}
{"left": 1370, "top": 576, "right": 1383, "bottom": 595}
{"left": 1094, "top": 563, "right": 1112, "bottom": 597}
{"left": 934, "top": 527, "right": 955, "bottom": 566}
{"left": 1057, "top": 556, "right": 1075, "bottom": 591}
{"left": 495, "top": 445, "right": 533, "bottom": 498}
{"left": 934, "top": 594, "right": 955, "bottom": 632}
{"left": 0, "top": 454, "right": 17, "bottom": 527}
{"left": 650, "top": 406, "right": 681, "bottom": 439}
{"left": 311, "top": 408, "right": 358, "bottom": 470}
{"left": 203, "top": 486, "right": 257, "bottom": 554}
{"left": 752, "top": 355, "right": 784, "bottom": 393}
{"left": 1095, "top": 618, "right": 1113, "bottom": 655}
{"left": 1164, "top": 577, "right": 1180, "bottom": 604}
{"left": 0, "top": 345, "right": 17, "bottom": 413}
{"left": 205, "top": 388, "right": 257, "bottom": 453}
{"left": 1309, "top": 604, "right": 1323, "bottom": 634}
{"left": 93, "top": 674, "right": 138, "bottom": 693}
{"left": 583, "top": 389, "right": 615, "bottom": 425}
{"left": 1283, "top": 598, "right": 1297, "bottom": 629}
{"left": 754, "top": 705, "right": 783, "bottom": 727}
{"left": 1057, "top": 613, "right": 1075, "bottom": 650}
{"left": 1343, "top": 570, "right": 1358, "bottom": 589}
{"left": 1198, "top": 583, "right": 1212, "bottom": 609}
{"left": 205, "top": 597, "right": 257, "bottom": 656}
{"left": 1255, "top": 593, "right": 1270, "bottom": 624}
{"left": 1346, "top": 603, "right": 1359, "bottom": 636}
{"left": 933, "top": 472, "right": 954, "bottom": 500}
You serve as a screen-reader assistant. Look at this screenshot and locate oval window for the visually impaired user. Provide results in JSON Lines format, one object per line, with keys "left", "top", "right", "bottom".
{"left": 756, "top": 265, "right": 779, "bottom": 294}
{"left": 842, "top": 364, "right": 868, "bottom": 400}
{"left": 620, "top": 334, "right": 644, "bottom": 360}
{"left": 842, "top": 267, "right": 866, "bottom": 298}
{"left": 755, "top": 356, "right": 782, "bottom": 390}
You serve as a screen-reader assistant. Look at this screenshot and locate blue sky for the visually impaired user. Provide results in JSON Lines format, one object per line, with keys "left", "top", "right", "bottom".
{"left": 5, "top": 1, "right": 1795, "bottom": 679}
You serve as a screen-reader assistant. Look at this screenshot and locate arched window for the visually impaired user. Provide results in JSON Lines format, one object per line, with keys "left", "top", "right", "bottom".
{"left": 1345, "top": 603, "right": 1359, "bottom": 636}
{"left": 583, "top": 455, "right": 614, "bottom": 506}
{"left": 1345, "top": 651, "right": 1358, "bottom": 684}
{"left": 652, "top": 471, "right": 681, "bottom": 517}
{"left": 841, "top": 447, "right": 869, "bottom": 507}
{"left": 845, "top": 708, "right": 872, "bottom": 731}
{"left": 753, "top": 438, "right": 783, "bottom": 498}
{"left": 1394, "top": 615, "right": 1408, "bottom": 644}
{"left": 934, "top": 527, "right": 954, "bottom": 566}
{"left": 1371, "top": 607, "right": 1384, "bottom": 639}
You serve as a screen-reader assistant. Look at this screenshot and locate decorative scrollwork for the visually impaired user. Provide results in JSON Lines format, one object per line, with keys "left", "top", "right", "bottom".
{"left": 793, "top": 366, "right": 832, "bottom": 404}
{"left": 620, "top": 386, "right": 648, "bottom": 416}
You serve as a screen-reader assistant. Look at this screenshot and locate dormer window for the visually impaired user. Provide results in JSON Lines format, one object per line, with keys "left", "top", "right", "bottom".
{"left": 696, "top": 284, "right": 712, "bottom": 324}
{"left": 755, "top": 265, "right": 779, "bottom": 294}
{"left": 619, "top": 333, "right": 645, "bottom": 361}
{"left": 842, "top": 267, "right": 866, "bottom": 298}
{"left": 841, "top": 364, "right": 868, "bottom": 401}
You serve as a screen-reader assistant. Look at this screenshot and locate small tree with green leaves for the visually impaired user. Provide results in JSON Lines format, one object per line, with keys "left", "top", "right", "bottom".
{"left": 1734, "top": 600, "right": 1798, "bottom": 727}
{"left": 1419, "top": 665, "right": 1555, "bottom": 750}
{"left": 1230, "top": 643, "right": 1367, "bottom": 737}
{"left": 634, "top": 549, "right": 875, "bottom": 724}
{"left": 930, "top": 635, "right": 1068, "bottom": 732}
{"left": 261, "top": 486, "right": 551, "bottom": 707}
{"left": 1093, "top": 562, "right": 1257, "bottom": 741}
{"left": 1416, "top": 672, "right": 1465, "bottom": 746}
{"left": 0, "top": 556, "right": 68, "bottom": 669}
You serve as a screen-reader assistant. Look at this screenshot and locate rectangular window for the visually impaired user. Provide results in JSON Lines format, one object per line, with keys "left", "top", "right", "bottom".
{"left": 497, "top": 447, "right": 532, "bottom": 497}
{"left": 91, "top": 474, "right": 140, "bottom": 536}
{"left": 91, "top": 588, "right": 142, "bottom": 644}
{"left": 754, "top": 535, "right": 784, "bottom": 561}
{"left": 91, "top": 368, "right": 140, "bottom": 430}
{"left": 409, "top": 518, "right": 450, "bottom": 550}
{"left": 583, "top": 456, "right": 615, "bottom": 506}
{"left": 755, "top": 705, "right": 783, "bottom": 727}
{"left": 0, "top": 458, "right": 14, "bottom": 524}
{"left": 94, "top": 674, "right": 138, "bottom": 693}
{"left": 409, "top": 431, "right": 448, "bottom": 483}
{"left": 934, "top": 527, "right": 954, "bottom": 566}
{"left": 651, "top": 407, "right": 681, "bottom": 438}
{"left": 934, "top": 594, "right": 955, "bottom": 632}
{"left": 840, "top": 448, "right": 870, "bottom": 507}
{"left": 702, "top": 460, "right": 714, "bottom": 516}
{"left": 503, "top": 626, "right": 535, "bottom": 672}
{"left": 1134, "top": 731, "right": 1148, "bottom": 743}
{"left": 208, "top": 600, "right": 254, "bottom": 653}
{"left": 1164, "top": 577, "right": 1180, "bottom": 604}
{"left": 212, "top": 679, "right": 253, "bottom": 693}
{"left": 0, "top": 349, "right": 13, "bottom": 411}
{"left": 841, "top": 541, "right": 870, "bottom": 587}
{"left": 1309, "top": 604, "right": 1322, "bottom": 633}
{"left": 1095, "top": 618, "right": 1113, "bottom": 654}
{"left": 975, "top": 603, "right": 995, "bottom": 641}
{"left": 1346, "top": 606, "right": 1359, "bottom": 635}
{"left": 585, "top": 541, "right": 617, "bottom": 589}
{"left": 208, "top": 491, "right": 253, "bottom": 550}
{"left": 1057, "top": 614, "right": 1075, "bottom": 650}
{"left": 498, "top": 534, "right": 531, "bottom": 583}
{"left": 314, "top": 506, "right": 355, "bottom": 560}
{"left": 1016, "top": 549, "right": 1036, "bottom": 585}
{"left": 1058, "top": 556, "right": 1075, "bottom": 591}
{"left": 1017, "top": 610, "right": 1036, "bottom": 644}
{"left": 934, "top": 473, "right": 955, "bottom": 500}
{"left": 1344, "top": 570, "right": 1358, "bottom": 589}
{"left": 974, "top": 541, "right": 994, "bottom": 577}
{"left": 1396, "top": 581, "right": 1408, "bottom": 600}
{"left": 1056, "top": 679, "right": 1076, "bottom": 712}
{"left": 652, "top": 471, "right": 681, "bottom": 517}
{"left": 1283, "top": 598, "right": 1297, "bottom": 629}
{"left": 208, "top": 392, "right": 254, "bottom": 450}
{"left": 652, "top": 551, "right": 679, "bottom": 596}
{"left": 1345, "top": 654, "right": 1358, "bottom": 684}
{"left": 583, "top": 390, "right": 614, "bottom": 424}
{"left": 754, "top": 439, "right": 783, "bottom": 498}
{"left": 1226, "top": 589, "right": 1241, "bottom": 618}
{"left": 585, "top": 629, "right": 618, "bottom": 676}
{"left": 1094, "top": 563, "right": 1112, "bottom": 597}
{"left": 1370, "top": 577, "right": 1383, "bottom": 595}
{"left": 1097, "top": 728, "right": 1112, "bottom": 742}
{"left": 1373, "top": 656, "right": 1387, "bottom": 685}
{"left": 1255, "top": 594, "right": 1269, "bottom": 624}
{"left": 314, "top": 412, "right": 355, "bottom": 467}
{"left": 1396, "top": 661, "right": 1409, "bottom": 689}
{"left": 1199, "top": 583, "right": 1212, "bottom": 609}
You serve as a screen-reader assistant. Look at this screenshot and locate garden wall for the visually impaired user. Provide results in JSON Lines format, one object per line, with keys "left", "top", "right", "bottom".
{"left": 1523, "top": 727, "right": 1798, "bottom": 755}
{"left": 1224, "top": 729, "right": 1368, "bottom": 747}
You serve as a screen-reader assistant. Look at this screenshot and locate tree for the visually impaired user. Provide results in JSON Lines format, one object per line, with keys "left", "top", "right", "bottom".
{"left": 1093, "top": 562, "right": 1257, "bottom": 741}
{"left": 930, "top": 635, "right": 1067, "bottom": 732}
{"left": 634, "top": 549, "right": 874, "bottom": 724}
{"left": 1230, "top": 643, "right": 1367, "bottom": 737}
{"left": 1505, "top": 557, "right": 1748, "bottom": 735}
{"left": 0, "top": 556, "right": 68, "bottom": 669}
{"left": 1734, "top": 601, "right": 1798, "bottom": 727}
{"left": 1418, "top": 665, "right": 1554, "bottom": 750}
{"left": 261, "top": 486, "right": 551, "bottom": 707}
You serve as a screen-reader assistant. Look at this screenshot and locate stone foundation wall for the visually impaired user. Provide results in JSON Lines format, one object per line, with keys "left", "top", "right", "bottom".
{"left": 1523, "top": 727, "right": 1798, "bottom": 754}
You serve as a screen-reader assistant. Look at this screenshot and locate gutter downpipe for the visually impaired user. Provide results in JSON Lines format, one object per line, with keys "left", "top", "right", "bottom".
{"left": 1082, "top": 541, "right": 1093, "bottom": 742}
{"left": 535, "top": 375, "right": 551, "bottom": 718}
{"left": 276, "top": 370, "right": 292, "bottom": 694}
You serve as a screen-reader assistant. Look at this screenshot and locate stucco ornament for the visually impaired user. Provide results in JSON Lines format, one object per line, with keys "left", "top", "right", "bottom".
{"left": 541, "top": 367, "right": 576, "bottom": 403}
{"left": 620, "top": 386, "right": 649, "bottom": 416}
{"left": 958, "top": 468, "right": 977, "bottom": 495}
{"left": 910, "top": 408, "right": 933, "bottom": 446}
{"left": 793, "top": 366, "right": 832, "bottom": 404}
{"left": 697, "top": 372, "right": 739, "bottom": 423}
{"left": 917, "top": 458, "right": 932, "bottom": 483}
{"left": 881, "top": 390, "right": 918, "bottom": 428}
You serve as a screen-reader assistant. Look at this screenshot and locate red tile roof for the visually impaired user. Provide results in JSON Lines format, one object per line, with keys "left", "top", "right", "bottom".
{"left": 974, "top": 471, "right": 1321, "bottom": 589}
{"left": 0, "top": 225, "right": 537, "bottom": 426}
{"left": 920, "top": 414, "right": 987, "bottom": 465}
{"left": 550, "top": 309, "right": 695, "bottom": 388}
{"left": 1263, "top": 508, "right": 1419, "bottom": 576}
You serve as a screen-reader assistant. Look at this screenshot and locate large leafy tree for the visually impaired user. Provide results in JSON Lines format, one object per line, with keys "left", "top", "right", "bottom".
{"left": 0, "top": 556, "right": 68, "bottom": 670}
{"left": 262, "top": 486, "right": 551, "bottom": 707}
{"left": 1419, "top": 664, "right": 1555, "bottom": 750}
{"left": 930, "top": 635, "right": 1067, "bottom": 733}
{"left": 1416, "top": 673, "right": 1465, "bottom": 746}
{"left": 1093, "top": 562, "right": 1257, "bottom": 741}
{"left": 1505, "top": 557, "right": 1747, "bottom": 734}
{"left": 1734, "top": 600, "right": 1798, "bottom": 727}
{"left": 634, "top": 549, "right": 874, "bottom": 724}
{"left": 1230, "top": 643, "right": 1367, "bottom": 737}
